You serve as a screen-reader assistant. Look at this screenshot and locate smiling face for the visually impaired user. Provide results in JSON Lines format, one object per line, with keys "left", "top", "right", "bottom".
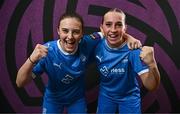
{"left": 57, "top": 17, "right": 83, "bottom": 53}
{"left": 101, "top": 10, "right": 127, "bottom": 48}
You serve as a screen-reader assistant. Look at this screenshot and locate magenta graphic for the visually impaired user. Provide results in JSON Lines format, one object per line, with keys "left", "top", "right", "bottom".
{"left": 0, "top": 0, "right": 180, "bottom": 113}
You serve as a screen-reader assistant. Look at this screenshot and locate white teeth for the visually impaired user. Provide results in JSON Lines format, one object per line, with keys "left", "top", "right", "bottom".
{"left": 65, "top": 40, "right": 74, "bottom": 44}
{"left": 67, "top": 42, "right": 74, "bottom": 44}
{"left": 109, "top": 35, "right": 117, "bottom": 38}
{"left": 66, "top": 41, "right": 75, "bottom": 45}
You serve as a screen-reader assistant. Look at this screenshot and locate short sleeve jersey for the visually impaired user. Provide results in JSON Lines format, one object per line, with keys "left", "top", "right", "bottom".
{"left": 95, "top": 39, "right": 149, "bottom": 102}
{"left": 32, "top": 33, "right": 101, "bottom": 105}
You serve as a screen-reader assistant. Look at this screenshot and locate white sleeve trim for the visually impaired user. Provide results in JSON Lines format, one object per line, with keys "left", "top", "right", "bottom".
{"left": 32, "top": 72, "right": 37, "bottom": 79}
{"left": 97, "top": 32, "right": 103, "bottom": 39}
{"left": 138, "top": 69, "right": 149, "bottom": 75}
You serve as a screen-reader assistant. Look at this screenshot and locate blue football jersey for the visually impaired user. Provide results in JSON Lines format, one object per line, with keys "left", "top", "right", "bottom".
{"left": 95, "top": 39, "right": 149, "bottom": 102}
{"left": 32, "top": 34, "right": 100, "bottom": 105}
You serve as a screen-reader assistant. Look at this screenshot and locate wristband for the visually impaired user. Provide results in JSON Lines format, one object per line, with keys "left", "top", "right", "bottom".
{"left": 29, "top": 56, "right": 36, "bottom": 65}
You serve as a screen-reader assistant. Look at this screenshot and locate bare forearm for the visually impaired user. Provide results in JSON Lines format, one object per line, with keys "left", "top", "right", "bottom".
{"left": 140, "top": 61, "right": 161, "bottom": 91}
{"left": 148, "top": 63, "right": 161, "bottom": 90}
{"left": 16, "top": 58, "right": 34, "bottom": 87}
{"left": 140, "top": 46, "right": 160, "bottom": 91}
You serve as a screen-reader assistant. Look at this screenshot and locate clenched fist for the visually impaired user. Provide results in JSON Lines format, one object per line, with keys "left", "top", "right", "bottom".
{"left": 29, "top": 44, "right": 48, "bottom": 63}
{"left": 140, "top": 46, "right": 156, "bottom": 67}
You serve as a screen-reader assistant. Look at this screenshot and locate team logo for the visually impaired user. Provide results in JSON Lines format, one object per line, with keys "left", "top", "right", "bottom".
{"left": 122, "top": 57, "right": 128, "bottom": 63}
{"left": 80, "top": 54, "right": 86, "bottom": 62}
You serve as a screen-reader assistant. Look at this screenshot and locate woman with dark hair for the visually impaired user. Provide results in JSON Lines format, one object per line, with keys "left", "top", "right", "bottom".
{"left": 16, "top": 12, "right": 142, "bottom": 113}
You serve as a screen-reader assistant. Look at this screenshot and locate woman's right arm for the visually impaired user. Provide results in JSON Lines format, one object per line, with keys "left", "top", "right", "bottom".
{"left": 16, "top": 44, "right": 48, "bottom": 87}
{"left": 16, "top": 58, "right": 36, "bottom": 87}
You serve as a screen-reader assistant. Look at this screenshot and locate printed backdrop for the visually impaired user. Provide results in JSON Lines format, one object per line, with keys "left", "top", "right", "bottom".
{"left": 0, "top": 0, "right": 180, "bottom": 113}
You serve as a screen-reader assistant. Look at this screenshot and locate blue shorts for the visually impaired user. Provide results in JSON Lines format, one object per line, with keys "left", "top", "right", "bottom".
{"left": 97, "top": 94, "right": 141, "bottom": 114}
{"left": 42, "top": 97, "right": 87, "bottom": 114}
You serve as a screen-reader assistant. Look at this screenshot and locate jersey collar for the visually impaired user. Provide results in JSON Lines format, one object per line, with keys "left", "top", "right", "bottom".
{"left": 57, "top": 40, "right": 78, "bottom": 55}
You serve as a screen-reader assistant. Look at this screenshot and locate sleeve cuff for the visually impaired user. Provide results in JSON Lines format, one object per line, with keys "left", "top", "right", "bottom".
{"left": 138, "top": 69, "right": 149, "bottom": 75}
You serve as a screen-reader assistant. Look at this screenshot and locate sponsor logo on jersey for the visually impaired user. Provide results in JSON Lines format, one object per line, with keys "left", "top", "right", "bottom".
{"left": 61, "top": 74, "right": 74, "bottom": 84}
{"left": 53, "top": 63, "right": 62, "bottom": 69}
{"left": 96, "top": 55, "right": 103, "bottom": 62}
{"left": 111, "top": 68, "right": 125, "bottom": 74}
{"left": 100, "top": 66, "right": 109, "bottom": 76}
{"left": 100, "top": 66, "right": 125, "bottom": 77}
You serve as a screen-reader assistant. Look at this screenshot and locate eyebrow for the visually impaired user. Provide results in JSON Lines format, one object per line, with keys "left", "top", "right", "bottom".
{"left": 104, "top": 21, "right": 123, "bottom": 24}
{"left": 61, "top": 28, "right": 81, "bottom": 33}
{"left": 61, "top": 28, "right": 80, "bottom": 30}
